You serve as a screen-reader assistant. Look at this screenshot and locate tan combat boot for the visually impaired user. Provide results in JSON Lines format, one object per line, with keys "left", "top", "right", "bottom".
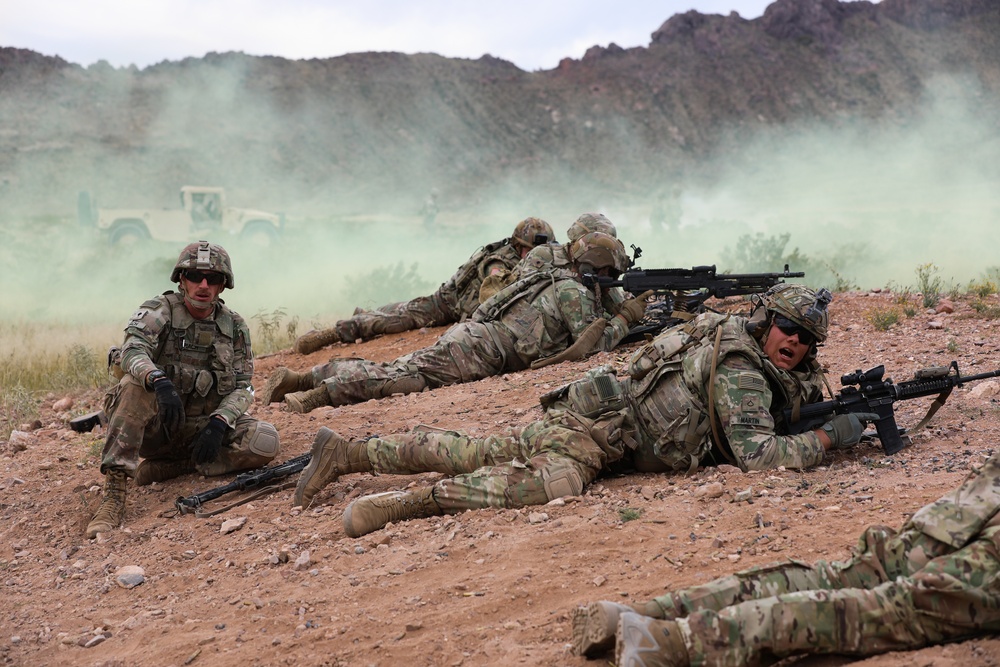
{"left": 573, "top": 601, "right": 642, "bottom": 657}
{"left": 294, "top": 427, "right": 372, "bottom": 508}
{"left": 260, "top": 367, "right": 314, "bottom": 404}
{"left": 85, "top": 469, "right": 127, "bottom": 538}
{"left": 284, "top": 386, "right": 331, "bottom": 413}
{"left": 134, "top": 459, "right": 196, "bottom": 486}
{"left": 294, "top": 329, "right": 342, "bottom": 355}
{"left": 342, "top": 487, "right": 441, "bottom": 538}
{"left": 615, "top": 613, "right": 689, "bottom": 667}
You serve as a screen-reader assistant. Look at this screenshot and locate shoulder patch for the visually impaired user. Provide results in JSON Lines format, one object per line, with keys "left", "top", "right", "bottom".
{"left": 736, "top": 372, "right": 767, "bottom": 393}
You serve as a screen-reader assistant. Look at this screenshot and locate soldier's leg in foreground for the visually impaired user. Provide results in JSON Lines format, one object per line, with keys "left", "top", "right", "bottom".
{"left": 294, "top": 359, "right": 428, "bottom": 411}
{"left": 346, "top": 415, "right": 605, "bottom": 537}
{"left": 622, "top": 530, "right": 1000, "bottom": 666}
{"left": 87, "top": 378, "right": 159, "bottom": 536}
{"left": 575, "top": 522, "right": 951, "bottom": 657}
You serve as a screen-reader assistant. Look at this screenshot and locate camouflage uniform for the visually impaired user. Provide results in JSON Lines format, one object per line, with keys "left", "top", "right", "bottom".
{"left": 337, "top": 240, "right": 521, "bottom": 342}
{"left": 101, "top": 270, "right": 279, "bottom": 479}
{"left": 606, "top": 450, "right": 1000, "bottom": 665}
{"left": 311, "top": 269, "right": 631, "bottom": 408}
{"left": 334, "top": 218, "right": 554, "bottom": 343}
{"left": 355, "top": 308, "right": 827, "bottom": 514}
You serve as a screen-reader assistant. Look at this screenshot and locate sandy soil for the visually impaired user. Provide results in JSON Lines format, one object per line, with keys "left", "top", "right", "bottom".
{"left": 3, "top": 291, "right": 1000, "bottom": 666}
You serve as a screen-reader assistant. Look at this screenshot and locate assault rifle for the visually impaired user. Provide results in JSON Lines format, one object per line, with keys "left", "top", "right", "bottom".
{"left": 584, "top": 263, "right": 805, "bottom": 344}
{"left": 174, "top": 453, "right": 311, "bottom": 517}
{"left": 784, "top": 362, "right": 1000, "bottom": 456}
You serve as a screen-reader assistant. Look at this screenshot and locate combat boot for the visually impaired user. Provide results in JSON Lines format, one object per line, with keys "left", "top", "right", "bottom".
{"left": 85, "top": 469, "right": 127, "bottom": 538}
{"left": 342, "top": 487, "right": 441, "bottom": 538}
{"left": 335, "top": 320, "right": 360, "bottom": 343}
{"left": 615, "top": 614, "right": 689, "bottom": 667}
{"left": 573, "top": 601, "right": 641, "bottom": 657}
{"left": 261, "top": 367, "right": 314, "bottom": 404}
{"left": 294, "top": 329, "right": 342, "bottom": 355}
{"left": 134, "top": 459, "right": 195, "bottom": 486}
{"left": 284, "top": 386, "right": 331, "bottom": 413}
{"left": 294, "top": 427, "right": 372, "bottom": 508}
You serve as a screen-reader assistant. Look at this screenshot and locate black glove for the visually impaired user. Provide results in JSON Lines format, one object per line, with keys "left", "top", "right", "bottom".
{"left": 191, "top": 418, "right": 228, "bottom": 465}
{"left": 152, "top": 377, "right": 185, "bottom": 435}
{"left": 821, "top": 412, "right": 880, "bottom": 450}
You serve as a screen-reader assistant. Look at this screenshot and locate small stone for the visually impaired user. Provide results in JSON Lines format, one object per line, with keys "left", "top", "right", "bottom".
{"left": 220, "top": 516, "right": 247, "bottom": 534}
{"left": 294, "top": 550, "right": 312, "bottom": 570}
{"left": 53, "top": 397, "right": 74, "bottom": 412}
{"left": 927, "top": 320, "right": 944, "bottom": 330}
{"left": 527, "top": 512, "right": 548, "bottom": 524}
{"left": 695, "top": 482, "right": 725, "bottom": 499}
{"left": 115, "top": 565, "right": 145, "bottom": 589}
{"left": 592, "top": 575, "right": 607, "bottom": 587}
{"left": 84, "top": 634, "right": 107, "bottom": 648}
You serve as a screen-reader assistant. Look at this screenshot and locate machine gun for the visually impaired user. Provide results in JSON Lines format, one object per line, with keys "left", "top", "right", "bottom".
{"left": 584, "top": 263, "right": 805, "bottom": 344}
{"left": 174, "top": 453, "right": 311, "bottom": 517}
{"left": 784, "top": 362, "right": 1000, "bottom": 455}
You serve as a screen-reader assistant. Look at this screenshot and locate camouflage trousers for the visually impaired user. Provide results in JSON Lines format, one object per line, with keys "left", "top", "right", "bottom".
{"left": 365, "top": 408, "right": 629, "bottom": 511}
{"left": 313, "top": 321, "right": 512, "bottom": 406}
{"left": 337, "top": 291, "right": 459, "bottom": 342}
{"left": 100, "top": 376, "right": 279, "bottom": 478}
{"left": 636, "top": 520, "right": 1000, "bottom": 664}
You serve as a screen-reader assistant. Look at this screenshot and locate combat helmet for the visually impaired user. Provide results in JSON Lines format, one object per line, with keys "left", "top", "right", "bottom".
{"left": 170, "top": 240, "right": 235, "bottom": 289}
{"left": 568, "top": 231, "right": 629, "bottom": 277}
{"left": 749, "top": 283, "right": 832, "bottom": 344}
{"left": 510, "top": 217, "right": 556, "bottom": 251}
{"left": 566, "top": 213, "right": 617, "bottom": 244}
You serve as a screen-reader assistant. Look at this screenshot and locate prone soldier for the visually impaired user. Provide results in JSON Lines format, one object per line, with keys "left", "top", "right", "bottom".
{"left": 291, "top": 284, "right": 878, "bottom": 537}
{"left": 294, "top": 217, "right": 556, "bottom": 353}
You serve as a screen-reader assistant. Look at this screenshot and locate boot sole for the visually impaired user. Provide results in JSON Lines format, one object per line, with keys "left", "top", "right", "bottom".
{"left": 572, "top": 602, "right": 626, "bottom": 657}
{"left": 293, "top": 427, "right": 339, "bottom": 508}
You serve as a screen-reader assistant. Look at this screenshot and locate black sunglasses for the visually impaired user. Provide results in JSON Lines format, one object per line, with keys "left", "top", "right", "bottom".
{"left": 773, "top": 315, "right": 816, "bottom": 346}
{"left": 184, "top": 269, "right": 226, "bottom": 286}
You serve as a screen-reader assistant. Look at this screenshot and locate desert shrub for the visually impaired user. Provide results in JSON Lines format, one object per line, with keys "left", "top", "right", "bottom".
{"left": 343, "top": 262, "right": 434, "bottom": 312}
{"left": 865, "top": 306, "right": 901, "bottom": 331}
{"left": 618, "top": 507, "right": 643, "bottom": 523}
{"left": 914, "top": 263, "right": 943, "bottom": 308}
{"left": 968, "top": 278, "right": 997, "bottom": 298}
{"left": 252, "top": 308, "right": 300, "bottom": 353}
{"left": 947, "top": 339, "right": 960, "bottom": 354}
{"left": 971, "top": 300, "right": 1000, "bottom": 319}
{"left": 0, "top": 385, "right": 39, "bottom": 441}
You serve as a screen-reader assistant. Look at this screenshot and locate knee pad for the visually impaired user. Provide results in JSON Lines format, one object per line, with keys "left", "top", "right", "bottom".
{"left": 542, "top": 463, "right": 584, "bottom": 501}
{"left": 244, "top": 421, "right": 280, "bottom": 458}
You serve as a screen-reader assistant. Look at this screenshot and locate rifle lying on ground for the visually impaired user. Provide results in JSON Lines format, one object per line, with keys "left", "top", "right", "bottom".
{"left": 174, "top": 453, "right": 311, "bottom": 517}
{"left": 784, "top": 362, "right": 1000, "bottom": 455}
{"left": 585, "top": 263, "right": 806, "bottom": 344}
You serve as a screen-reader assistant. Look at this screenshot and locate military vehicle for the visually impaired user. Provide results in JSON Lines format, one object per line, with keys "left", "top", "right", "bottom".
{"left": 77, "top": 186, "right": 285, "bottom": 246}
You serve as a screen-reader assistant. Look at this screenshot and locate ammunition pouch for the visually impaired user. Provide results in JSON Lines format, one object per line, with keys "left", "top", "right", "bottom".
{"left": 540, "top": 365, "right": 625, "bottom": 418}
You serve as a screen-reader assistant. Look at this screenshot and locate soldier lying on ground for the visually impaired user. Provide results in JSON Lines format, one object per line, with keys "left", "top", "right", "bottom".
{"left": 572, "top": 449, "right": 1000, "bottom": 666}
{"left": 291, "top": 284, "right": 878, "bottom": 538}
{"left": 86, "top": 242, "right": 280, "bottom": 538}
{"left": 477, "top": 212, "right": 621, "bottom": 303}
{"left": 293, "top": 217, "right": 556, "bottom": 353}
{"left": 261, "top": 231, "right": 647, "bottom": 413}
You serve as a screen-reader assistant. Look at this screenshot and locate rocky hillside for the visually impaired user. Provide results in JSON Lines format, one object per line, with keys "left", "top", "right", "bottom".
{"left": 1, "top": 0, "right": 999, "bottom": 220}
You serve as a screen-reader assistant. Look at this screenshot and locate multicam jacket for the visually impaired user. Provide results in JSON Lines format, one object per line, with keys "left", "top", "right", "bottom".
{"left": 118, "top": 292, "right": 254, "bottom": 426}
{"left": 625, "top": 311, "right": 827, "bottom": 472}
{"left": 438, "top": 239, "right": 523, "bottom": 320}
{"left": 472, "top": 272, "right": 630, "bottom": 367}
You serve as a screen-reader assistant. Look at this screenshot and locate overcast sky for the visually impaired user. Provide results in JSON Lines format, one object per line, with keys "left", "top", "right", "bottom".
{"left": 3, "top": 0, "right": 833, "bottom": 72}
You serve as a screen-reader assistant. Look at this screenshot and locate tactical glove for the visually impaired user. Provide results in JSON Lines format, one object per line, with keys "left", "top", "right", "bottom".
{"left": 821, "top": 412, "right": 880, "bottom": 449}
{"left": 191, "top": 418, "right": 228, "bottom": 465}
{"left": 616, "top": 290, "right": 655, "bottom": 327}
{"left": 153, "top": 377, "right": 185, "bottom": 435}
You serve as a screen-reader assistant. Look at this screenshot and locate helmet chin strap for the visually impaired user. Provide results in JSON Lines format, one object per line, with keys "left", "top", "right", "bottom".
{"left": 179, "top": 284, "right": 217, "bottom": 314}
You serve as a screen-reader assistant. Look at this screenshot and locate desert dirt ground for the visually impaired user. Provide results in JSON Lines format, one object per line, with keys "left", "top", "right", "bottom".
{"left": 3, "top": 291, "right": 1000, "bottom": 667}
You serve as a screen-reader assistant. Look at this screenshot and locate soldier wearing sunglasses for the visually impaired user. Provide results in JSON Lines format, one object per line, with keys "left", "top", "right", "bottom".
{"left": 287, "top": 283, "right": 877, "bottom": 539}
{"left": 86, "top": 241, "right": 280, "bottom": 538}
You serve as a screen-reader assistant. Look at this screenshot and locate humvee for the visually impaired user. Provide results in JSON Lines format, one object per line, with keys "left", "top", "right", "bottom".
{"left": 78, "top": 186, "right": 285, "bottom": 246}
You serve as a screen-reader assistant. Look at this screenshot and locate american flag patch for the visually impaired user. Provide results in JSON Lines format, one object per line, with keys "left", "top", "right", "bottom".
{"left": 736, "top": 372, "right": 766, "bottom": 392}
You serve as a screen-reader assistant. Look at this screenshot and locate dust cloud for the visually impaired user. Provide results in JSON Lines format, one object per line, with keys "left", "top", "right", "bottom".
{"left": 1, "top": 64, "right": 998, "bottom": 339}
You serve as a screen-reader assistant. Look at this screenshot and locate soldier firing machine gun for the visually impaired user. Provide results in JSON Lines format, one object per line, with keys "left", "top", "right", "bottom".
{"left": 585, "top": 247, "right": 806, "bottom": 344}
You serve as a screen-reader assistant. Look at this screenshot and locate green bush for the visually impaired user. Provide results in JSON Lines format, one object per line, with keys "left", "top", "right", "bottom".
{"left": 915, "top": 263, "right": 943, "bottom": 309}
{"left": 865, "top": 306, "right": 901, "bottom": 332}
{"left": 252, "top": 308, "right": 300, "bottom": 353}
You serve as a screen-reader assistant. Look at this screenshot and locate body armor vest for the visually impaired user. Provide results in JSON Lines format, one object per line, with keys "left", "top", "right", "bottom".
{"left": 446, "top": 239, "right": 521, "bottom": 319}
